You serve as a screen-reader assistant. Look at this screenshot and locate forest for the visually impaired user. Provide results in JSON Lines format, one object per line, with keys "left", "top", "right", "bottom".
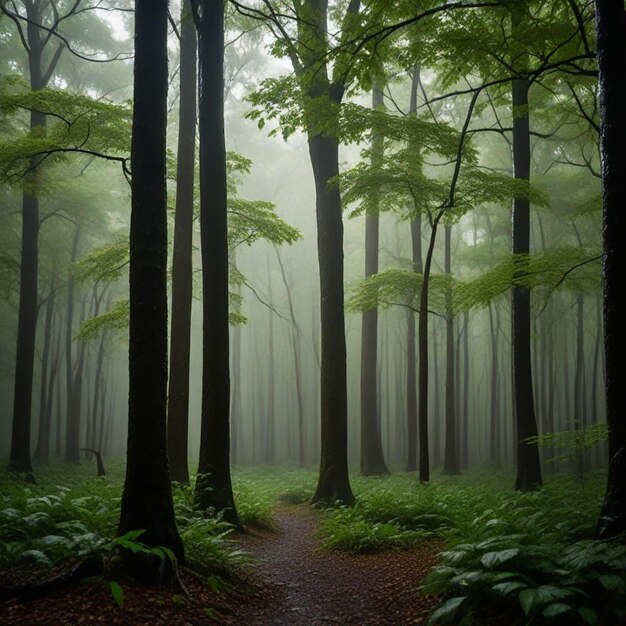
{"left": 0, "top": 0, "right": 625, "bottom": 624}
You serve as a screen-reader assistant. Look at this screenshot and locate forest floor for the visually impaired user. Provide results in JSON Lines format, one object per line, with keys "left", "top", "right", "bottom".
{"left": 0, "top": 503, "right": 441, "bottom": 626}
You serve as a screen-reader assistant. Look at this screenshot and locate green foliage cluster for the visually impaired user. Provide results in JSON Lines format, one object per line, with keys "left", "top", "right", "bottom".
{"left": 0, "top": 75, "right": 131, "bottom": 187}
{"left": 527, "top": 421, "right": 609, "bottom": 487}
{"left": 0, "top": 461, "right": 266, "bottom": 583}
{"left": 316, "top": 471, "right": 624, "bottom": 625}
{"left": 347, "top": 246, "right": 601, "bottom": 317}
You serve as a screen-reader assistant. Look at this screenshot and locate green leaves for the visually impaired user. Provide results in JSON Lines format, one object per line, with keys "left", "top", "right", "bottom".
{"left": 0, "top": 74, "right": 131, "bottom": 188}
{"left": 480, "top": 548, "right": 520, "bottom": 569}
{"left": 428, "top": 596, "right": 466, "bottom": 624}
{"left": 109, "top": 581, "right": 124, "bottom": 609}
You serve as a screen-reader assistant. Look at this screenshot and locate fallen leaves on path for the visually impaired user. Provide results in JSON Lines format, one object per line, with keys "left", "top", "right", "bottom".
{"left": 0, "top": 504, "right": 441, "bottom": 625}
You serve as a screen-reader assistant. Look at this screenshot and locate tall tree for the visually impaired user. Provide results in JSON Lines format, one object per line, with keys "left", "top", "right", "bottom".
{"left": 246, "top": 0, "right": 361, "bottom": 503}
{"left": 594, "top": 0, "right": 626, "bottom": 540}
{"left": 118, "top": 0, "right": 184, "bottom": 566}
{"left": 360, "top": 78, "right": 389, "bottom": 476}
{"left": 167, "top": 0, "right": 197, "bottom": 485}
{"left": 4, "top": 0, "right": 65, "bottom": 477}
{"left": 192, "top": 0, "right": 240, "bottom": 525}
{"left": 511, "top": 2, "right": 542, "bottom": 491}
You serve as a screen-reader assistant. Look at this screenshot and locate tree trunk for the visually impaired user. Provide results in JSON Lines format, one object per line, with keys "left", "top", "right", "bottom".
{"left": 417, "top": 218, "right": 440, "bottom": 483}
{"left": 360, "top": 81, "right": 389, "bottom": 476}
{"left": 595, "top": 0, "right": 626, "bottom": 540}
{"left": 511, "top": 13, "right": 542, "bottom": 490}
{"left": 194, "top": 0, "right": 240, "bottom": 525}
{"left": 309, "top": 133, "right": 354, "bottom": 504}
{"left": 9, "top": 0, "right": 62, "bottom": 478}
{"left": 442, "top": 224, "right": 459, "bottom": 475}
{"left": 432, "top": 318, "right": 440, "bottom": 468}
{"left": 118, "top": 0, "right": 184, "bottom": 567}
{"left": 167, "top": 0, "right": 197, "bottom": 485}
{"left": 33, "top": 277, "right": 56, "bottom": 464}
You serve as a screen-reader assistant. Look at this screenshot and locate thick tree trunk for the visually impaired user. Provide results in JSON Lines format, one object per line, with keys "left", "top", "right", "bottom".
{"left": 595, "top": 0, "right": 626, "bottom": 540}
{"left": 167, "top": 0, "right": 197, "bottom": 485}
{"left": 309, "top": 134, "right": 354, "bottom": 505}
{"left": 442, "top": 224, "right": 459, "bottom": 475}
{"left": 194, "top": 0, "right": 240, "bottom": 525}
{"left": 9, "top": 118, "right": 42, "bottom": 479}
{"left": 9, "top": 1, "right": 62, "bottom": 477}
{"left": 511, "top": 63, "right": 542, "bottom": 491}
{"left": 118, "top": 0, "right": 184, "bottom": 567}
{"left": 360, "top": 82, "right": 389, "bottom": 476}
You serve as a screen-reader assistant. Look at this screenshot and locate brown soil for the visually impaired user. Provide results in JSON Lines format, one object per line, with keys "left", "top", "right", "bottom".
{"left": 0, "top": 505, "right": 441, "bottom": 625}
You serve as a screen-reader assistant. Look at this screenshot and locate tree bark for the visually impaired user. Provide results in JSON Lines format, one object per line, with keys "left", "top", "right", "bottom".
{"left": 511, "top": 5, "right": 542, "bottom": 490}
{"left": 309, "top": 134, "right": 354, "bottom": 504}
{"left": 118, "top": 0, "right": 184, "bottom": 567}
{"left": 595, "top": 0, "right": 626, "bottom": 540}
{"left": 167, "top": 0, "right": 197, "bottom": 485}
{"left": 194, "top": 0, "right": 240, "bottom": 525}
{"left": 9, "top": 1, "right": 62, "bottom": 478}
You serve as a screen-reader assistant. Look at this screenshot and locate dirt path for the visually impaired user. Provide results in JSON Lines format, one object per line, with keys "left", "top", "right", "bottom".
{"left": 231, "top": 505, "right": 441, "bottom": 626}
{"left": 0, "top": 505, "right": 441, "bottom": 625}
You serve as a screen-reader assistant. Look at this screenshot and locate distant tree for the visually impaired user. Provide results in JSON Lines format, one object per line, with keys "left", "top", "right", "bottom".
{"left": 360, "top": 78, "right": 389, "bottom": 477}
{"left": 594, "top": 0, "right": 626, "bottom": 540}
{"left": 118, "top": 0, "right": 184, "bottom": 568}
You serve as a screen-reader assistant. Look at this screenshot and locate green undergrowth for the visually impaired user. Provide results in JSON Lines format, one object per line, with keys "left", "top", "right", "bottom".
{"left": 0, "top": 460, "right": 297, "bottom": 582}
{"left": 318, "top": 469, "right": 625, "bottom": 625}
{"left": 1, "top": 462, "right": 624, "bottom": 624}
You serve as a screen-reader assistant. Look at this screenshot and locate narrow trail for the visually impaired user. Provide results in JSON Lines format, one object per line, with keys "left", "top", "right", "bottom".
{"left": 232, "top": 505, "right": 441, "bottom": 626}
{"left": 0, "top": 505, "right": 441, "bottom": 625}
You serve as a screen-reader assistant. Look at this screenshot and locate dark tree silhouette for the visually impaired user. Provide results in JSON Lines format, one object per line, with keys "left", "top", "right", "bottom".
{"left": 167, "top": 0, "right": 197, "bottom": 485}
{"left": 192, "top": 0, "right": 240, "bottom": 526}
{"left": 511, "top": 3, "right": 542, "bottom": 491}
{"left": 4, "top": 0, "right": 65, "bottom": 478}
{"left": 594, "top": 0, "right": 626, "bottom": 540}
{"left": 118, "top": 0, "right": 184, "bottom": 566}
